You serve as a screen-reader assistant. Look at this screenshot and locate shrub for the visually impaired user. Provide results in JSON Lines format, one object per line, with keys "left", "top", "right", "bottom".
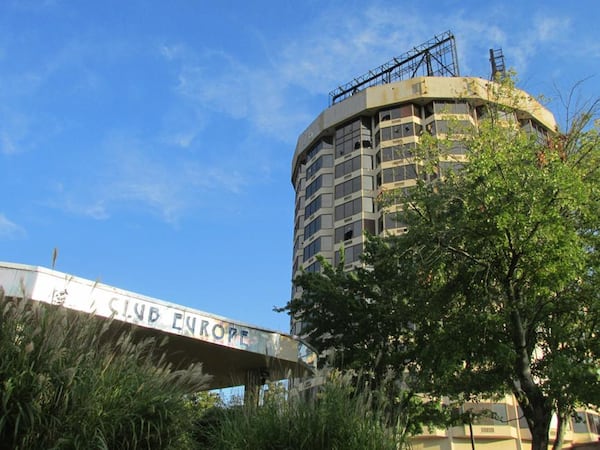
{"left": 0, "top": 291, "right": 210, "bottom": 449}
{"left": 200, "top": 371, "right": 403, "bottom": 450}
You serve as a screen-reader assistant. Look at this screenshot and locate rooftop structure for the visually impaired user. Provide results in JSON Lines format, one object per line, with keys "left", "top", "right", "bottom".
{"left": 328, "top": 30, "right": 459, "bottom": 106}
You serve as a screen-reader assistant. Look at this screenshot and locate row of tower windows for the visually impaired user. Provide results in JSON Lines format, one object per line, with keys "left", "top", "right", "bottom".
{"left": 335, "top": 155, "right": 367, "bottom": 178}
{"left": 334, "top": 243, "right": 363, "bottom": 266}
{"left": 306, "top": 173, "right": 333, "bottom": 198}
{"left": 304, "top": 214, "right": 333, "bottom": 241}
{"left": 334, "top": 219, "right": 376, "bottom": 244}
{"left": 296, "top": 99, "right": 516, "bottom": 184}
{"left": 294, "top": 99, "right": 550, "bottom": 274}
{"left": 304, "top": 194, "right": 333, "bottom": 219}
{"left": 303, "top": 236, "right": 333, "bottom": 262}
{"left": 306, "top": 154, "right": 334, "bottom": 179}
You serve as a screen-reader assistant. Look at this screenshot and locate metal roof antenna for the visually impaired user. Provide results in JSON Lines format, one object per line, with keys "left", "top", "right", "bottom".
{"left": 489, "top": 48, "right": 506, "bottom": 80}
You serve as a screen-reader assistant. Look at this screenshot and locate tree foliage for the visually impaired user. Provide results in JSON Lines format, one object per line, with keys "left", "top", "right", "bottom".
{"left": 283, "top": 78, "right": 600, "bottom": 450}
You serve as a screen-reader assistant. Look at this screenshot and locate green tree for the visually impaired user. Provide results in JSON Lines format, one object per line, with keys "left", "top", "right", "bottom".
{"left": 283, "top": 79, "right": 600, "bottom": 450}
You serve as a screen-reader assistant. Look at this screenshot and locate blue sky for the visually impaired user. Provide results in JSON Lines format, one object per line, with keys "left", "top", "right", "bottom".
{"left": 1, "top": 0, "right": 598, "bottom": 333}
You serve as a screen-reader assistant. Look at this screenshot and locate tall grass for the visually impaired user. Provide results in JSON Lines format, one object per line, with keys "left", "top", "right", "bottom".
{"left": 0, "top": 290, "right": 210, "bottom": 449}
{"left": 200, "top": 371, "right": 406, "bottom": 450}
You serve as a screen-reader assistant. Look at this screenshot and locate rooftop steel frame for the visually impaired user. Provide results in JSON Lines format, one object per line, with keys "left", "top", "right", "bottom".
{"left": 328, "top": 31, "right": 460, "bottom": 106}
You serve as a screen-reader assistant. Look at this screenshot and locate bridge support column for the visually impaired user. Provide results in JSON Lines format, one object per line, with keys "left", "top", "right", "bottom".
{"left": 243, "top": 367, "right": 269, "bottom": 406}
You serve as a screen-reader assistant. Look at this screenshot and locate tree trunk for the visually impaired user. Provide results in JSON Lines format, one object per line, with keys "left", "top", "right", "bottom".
{"left": 509, "top": 306, "right": 553, "bottom": 450}
{"left": 552, "top": 413, "right": 566, "bottom": 450}
{"left": 529, "top": 413, "right": 552, "bottom": 450}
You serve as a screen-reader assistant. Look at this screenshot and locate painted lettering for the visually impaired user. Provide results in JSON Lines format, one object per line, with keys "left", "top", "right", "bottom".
{"left": 228, "top": 326, "right": 238, "bottom": 343}
{"left": 240, "top": 329, "right": 249, "bottom": 348}
{"left": 185, "top": 316, "right": 196, "bottom": 334}
{"left": 212, "top": 323, "right": 224, "bottom": 340}
{"left": 148, "top": 306, "right": 160, "bottom": 323}
{"left": 172, "top": 312, "right": 183, "bottom": 331}
{"left": 109, "top": 297, "right": 119, "bottom": 315}
{"left": 200, "top": 320, "right": 209, "bottom": 337}
{"left": 133, "top": 303, "right": 145, "bottom": 321}
{"left": 107, "top": 299, "right": 253, "bottom": 351}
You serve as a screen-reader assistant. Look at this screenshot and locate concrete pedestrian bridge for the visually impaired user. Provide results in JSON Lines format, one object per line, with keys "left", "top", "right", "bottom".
{"left": 0, "top": 261, "right": 316, "bottom": 390}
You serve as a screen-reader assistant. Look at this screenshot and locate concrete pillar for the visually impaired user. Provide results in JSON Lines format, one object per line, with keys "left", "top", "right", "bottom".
{"left": 243, "top": 368, "right": 269, "bottom": 406}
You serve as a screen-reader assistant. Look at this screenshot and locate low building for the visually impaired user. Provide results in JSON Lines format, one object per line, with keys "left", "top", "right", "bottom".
{"left": 0, "top": 261, "right": 316, "bottom": 393}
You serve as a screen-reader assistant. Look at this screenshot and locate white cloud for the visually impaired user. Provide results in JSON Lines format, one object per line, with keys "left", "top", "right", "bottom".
{"left": 159, "top": 43, "right": 187, "bottom": 61}
{"left": 107, "top": 150, "right": 248, "bottom": 224}
{"left": 51, "top": 133, "right": 249, "bottom": 225}
{"left": 62, "top": 199, "right": 109, "bottom": 221}
{"left": 160, "top": 6, "right": 435, "bottom": 143}
{"left": 0, "top": 214, "right": 25, "bottom": 239}
{"left": 533, "top": 16, "right": 571, "bottom": 43}
{"left": 163, "top": 3, "right": 571, "bottom": 145}
{"left": 0, "top": 131, "right": 18, "bottom": 155}
{"left": 0, "top": 111, "right": 31, "bottom": 155}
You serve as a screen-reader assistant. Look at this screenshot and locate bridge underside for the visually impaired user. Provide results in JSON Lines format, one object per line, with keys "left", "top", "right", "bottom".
{"left": 130, "top": 324, "right": 312, "bottom": 390}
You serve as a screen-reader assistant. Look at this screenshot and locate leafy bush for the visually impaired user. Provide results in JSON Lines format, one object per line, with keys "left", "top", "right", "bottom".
{"left": 200, "top": 371, "right": 404, "bottom": 450}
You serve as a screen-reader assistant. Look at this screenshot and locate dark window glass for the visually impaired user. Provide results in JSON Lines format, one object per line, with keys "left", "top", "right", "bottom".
{"left": 303, "top": 238, "right": 321, "bottom": 262}
{"left": 363, "top": 219, "right": 375, "bottom": 235}
{"left": 335, "top": 155, "right": 362, "bottom": 178}
{"left": 306, "top": 154, "right": 333, "bottom": 178}
{"left": 433, "top": 119, "right": 473, "bottom": 135}
{"left": 306, "top": 174, "right": 333, "bottom": 198}
{"left": 306, "top": 142, "right": 321, "bottom": 161}
{"left": 382, "top": 145, "right": 413, "bottom": 162}
{"left": 433, "top": 101, "right": 469, "bottom": 115}
{"left": 384, "top": 214, "right": 407, "bottom": 231}
{"left": 379, "top": 104, "right": 419, "bottom": 122}
{"left": 335, "top": 220, "right": 361, "bottom": 243}
{"left": 587, "top": 413, "right": 600, "bottom": 434}
{"left": 449, "top": 143, "right": 467, "bottom": 155}
{"left": 334, "top": 118, "right": 372, "bottom": 159}
{"left": 573, "top": 413, "right": 589, "bottom": 433}
{"left": 305, "top": 195, "right": 322, "bottom": 217}
{"left": 381, "top": 127, "right": 391, "bottom": 141}
{"left": 306, "top": 176, "right": 322, "bottom": 198}
{"left": 382, "top": 164, "right": 417, "bottom": 184}
{"left": 334, "top": 243, "right": 363, "bottom": 265}
{"left": 305, "top": 261, "right": 321, "bottom": 273}
{"left": 335, "top": 176, "right": 362, "bottom": 199}
{"left": 334, "top": 198, "right": 362, "bottom": 221}
{"left": 306, "top": 137, "right": 334, "bottom": 162}
{"left": 304, "top": 216, "right": 321, "bottom": 240}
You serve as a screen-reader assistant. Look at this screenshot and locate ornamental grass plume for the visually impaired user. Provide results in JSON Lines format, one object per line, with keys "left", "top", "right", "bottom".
{"left": 0, "top": 289, "right": 211, "bottom": 449}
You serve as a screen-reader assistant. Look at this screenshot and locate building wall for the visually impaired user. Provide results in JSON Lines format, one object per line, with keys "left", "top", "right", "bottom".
{"left": 411, "top": 399, "right": 600, "bottom": 449}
